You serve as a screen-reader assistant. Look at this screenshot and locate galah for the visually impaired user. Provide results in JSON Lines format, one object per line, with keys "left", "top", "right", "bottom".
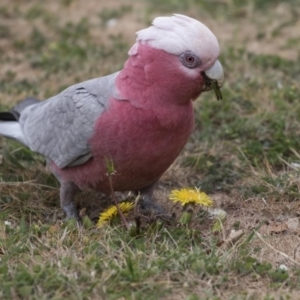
{"left": 0, "top": 14, "right": 224, "bottom": 221}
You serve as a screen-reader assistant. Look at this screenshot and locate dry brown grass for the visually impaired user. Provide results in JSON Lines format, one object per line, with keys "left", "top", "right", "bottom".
{"left": 1, "top": 0, "right": 300, "bottom": 299}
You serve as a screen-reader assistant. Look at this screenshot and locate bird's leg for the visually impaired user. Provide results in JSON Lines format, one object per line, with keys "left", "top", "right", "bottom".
{"left": 48, "top": 161, "right": 81, "bottom": 222}
{"left": 137, "top": 182, "right": 169, "bottom": 219}
{"left": 60, "top": 181, "right": 81, "bottom": 222}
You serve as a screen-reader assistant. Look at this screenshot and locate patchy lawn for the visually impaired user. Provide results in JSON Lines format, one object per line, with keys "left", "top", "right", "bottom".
{"left": 1, "top": 0, "right": 300, "bottom": 299}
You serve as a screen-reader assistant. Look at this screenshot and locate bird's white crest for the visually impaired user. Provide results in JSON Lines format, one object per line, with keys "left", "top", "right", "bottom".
{"left": 129, "top": 14, "right": 220, "bottom": 62}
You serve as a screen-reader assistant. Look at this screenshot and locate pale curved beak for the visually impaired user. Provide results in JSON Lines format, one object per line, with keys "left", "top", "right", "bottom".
{"left": 202, "top": 60, "right": 224, "bottom": 100}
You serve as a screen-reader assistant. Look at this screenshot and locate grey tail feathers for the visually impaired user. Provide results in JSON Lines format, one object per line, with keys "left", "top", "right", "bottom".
{"left": 0, "top": 97, "right": 40, "bottom": 121}
{"left": 0, "top": 97, "right": 40, "bottom": 146}
{"left": 10, "top": 97, "right": 41, "bottom": 120}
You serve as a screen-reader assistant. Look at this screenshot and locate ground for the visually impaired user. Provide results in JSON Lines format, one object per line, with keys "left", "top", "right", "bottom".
{"left": 0, "top": 0, "right": 300, "bottom": 299}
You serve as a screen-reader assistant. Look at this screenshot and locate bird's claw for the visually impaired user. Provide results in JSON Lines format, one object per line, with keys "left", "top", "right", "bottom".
{"left": 138, "top": 196, "right": 171, "bottom": 221}
{"left": 63, "top": 202, "right": 82, "bottom": 225}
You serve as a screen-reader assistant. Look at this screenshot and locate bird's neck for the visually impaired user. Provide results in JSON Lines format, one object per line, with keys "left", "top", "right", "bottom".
{"left": 116, "top": 44, "right": 202, "bottom": 108}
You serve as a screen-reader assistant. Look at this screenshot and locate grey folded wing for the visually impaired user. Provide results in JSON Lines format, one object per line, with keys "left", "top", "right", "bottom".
{"left": 19, "top": 72, "right": 119, "bottom": 169}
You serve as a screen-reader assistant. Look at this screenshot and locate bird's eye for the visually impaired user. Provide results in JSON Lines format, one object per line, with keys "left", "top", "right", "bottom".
{"left": 186, "top": 56, "right": 195, "bottom": 63}
{"left": 179, "top": 51, "right": 201, "bottom": 69}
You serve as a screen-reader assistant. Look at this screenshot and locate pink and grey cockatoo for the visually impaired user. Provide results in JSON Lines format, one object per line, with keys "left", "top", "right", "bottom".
{"left": 0, "top": 14, "right": 224, "bottom": 221}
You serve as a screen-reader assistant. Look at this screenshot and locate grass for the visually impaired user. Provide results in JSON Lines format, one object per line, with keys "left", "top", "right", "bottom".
{"left": 1, "top": 0, "right": 300, "bottom": 299}
{"left": 1, "top": 217, "right": 298, "bottom": 300}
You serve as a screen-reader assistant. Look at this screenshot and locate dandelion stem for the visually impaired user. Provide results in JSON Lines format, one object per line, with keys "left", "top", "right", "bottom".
{"left": 107, "top": 172, "right": 130, "bottom": 231}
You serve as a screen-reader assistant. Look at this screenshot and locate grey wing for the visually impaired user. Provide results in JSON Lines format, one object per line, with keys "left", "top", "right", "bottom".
{"left": 19, "top": 72, "right": 120, "bottom": 169}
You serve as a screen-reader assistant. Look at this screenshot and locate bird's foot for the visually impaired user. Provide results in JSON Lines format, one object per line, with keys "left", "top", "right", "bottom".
{"left": 62, "top": 202, "right": 82, "bottom": 225}
{"left": 138, "top": 196, "right": 170, "bottom": 221}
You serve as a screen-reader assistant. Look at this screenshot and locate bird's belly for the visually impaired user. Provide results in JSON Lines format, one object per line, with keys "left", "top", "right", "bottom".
{"left": 55, "top": 99, "right": 194, "bottom": 193}
{"left": 95, "top": 134, "right": 187, "bottom": 192}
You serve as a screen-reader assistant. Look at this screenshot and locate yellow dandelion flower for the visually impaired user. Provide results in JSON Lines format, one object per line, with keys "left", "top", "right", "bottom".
{"left": 97, "top": 201, "right": 134, "bottom": 227}
{"left": 169, "top": 188, "right": 213, "bottom": 206}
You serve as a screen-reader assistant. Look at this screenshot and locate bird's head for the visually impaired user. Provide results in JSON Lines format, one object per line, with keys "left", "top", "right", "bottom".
{"left": 127, "top": 14, "right": 224, "bottom": 101}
